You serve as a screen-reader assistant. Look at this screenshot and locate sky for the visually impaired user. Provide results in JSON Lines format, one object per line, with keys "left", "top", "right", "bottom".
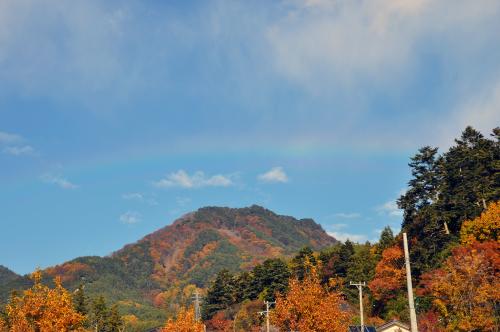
{"left": 1, "top": 0, "right": 499, "bottom": 275}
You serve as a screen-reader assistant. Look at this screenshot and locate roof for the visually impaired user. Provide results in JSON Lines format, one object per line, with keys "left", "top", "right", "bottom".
{"left": 348, "top": 326, "right": 377, "bottom": 332}
{"left": 377, "top": 320, "right": 410, "bottom": 331}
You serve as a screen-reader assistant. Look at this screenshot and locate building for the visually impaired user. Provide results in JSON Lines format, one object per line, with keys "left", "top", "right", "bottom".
{"left": 376, "top": 320, "right": 410, "bottom": 332}
{"left": 348, "top": 326, "right": 376, "bottom": 332}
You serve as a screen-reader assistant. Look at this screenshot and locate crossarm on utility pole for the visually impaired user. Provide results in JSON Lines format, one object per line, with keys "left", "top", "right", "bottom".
{"left": 349, "top": 281, "right": 366, "bottom": 331}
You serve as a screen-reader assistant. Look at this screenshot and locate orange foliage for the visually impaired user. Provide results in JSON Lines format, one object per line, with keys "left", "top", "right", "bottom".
{"left": 45, "top": 262, "right": 94, "bottom": 283}
{"left": 460, "top": 200, "right": 500, "bottom": 244}
{"left": 271, "top": 266, "right": 352, "bottom": 332}
{"left": 4, "top": 269, "right": 84, "bottom": 332}
{"left": 205, "top": 311, "right": 232, "bottom": 332}
{"left": 162, "top": 306, "right": 205, "bottom": 332}
{"left": 417, "top": 311, "right": 445, "bottom": 332}
{"left": 419, "top": 241, "right": 500, "bottom": 331}
{"left": 368, "top": 245, "right": 405, "bottom": 301}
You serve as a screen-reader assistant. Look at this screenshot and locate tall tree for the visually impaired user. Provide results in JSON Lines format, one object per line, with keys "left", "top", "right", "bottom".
{"left": 271, "top": 265, "right": 351, "bottom": 332}
{"left": 376, "top": 227, "right": 395, "bottom": 255}
{"left": 202, "top": 270, "right": 236, "bottom": 320}
{"left": 290, "top": 247, "right": 317, "bottom": 280}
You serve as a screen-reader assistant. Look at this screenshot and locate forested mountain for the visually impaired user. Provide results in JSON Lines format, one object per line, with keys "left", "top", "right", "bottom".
{"left": 0, "top": 205, "right": 335, "bottom": 328}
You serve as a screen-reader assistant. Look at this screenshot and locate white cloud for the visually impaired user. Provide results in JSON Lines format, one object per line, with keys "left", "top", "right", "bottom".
{"left": 122, "top": 192, "right": 158, "bottom": 205}
{"left": 257, "top": 167, "right": 289, "bottom": 183}
{"left": 332, "top": 212, "right": 361, "bottom": 219}
{"left": 0, "top": 131, "right": 22, "bottom": 144}
{"left": 267, "top": 0, "right": 500, "bottom": 93}
{"left": 377, "top": 200, "right": 403, "bottom": 217}
{"left": 41, "top": 174, "right": 78, "bottom": 190}
{"left": 327, "top": 231, "right": 368, "bottom": 243}
{"left": 438, "top": 79, "right": 500, "bottom": 148}
{"left": 119, "top": 211, "right": 141, "bottom": 224}
{"left": 153, "top": 170, "right": 234, "bottom": 189}
{"left": 2, "top": 145, "right": 34, "bottom": 156}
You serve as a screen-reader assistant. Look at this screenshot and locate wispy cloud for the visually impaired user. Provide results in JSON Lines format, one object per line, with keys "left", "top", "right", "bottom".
{"left": 0, "top": 131, "right": 22, "bottom": 144}
{"left": 258, "top": 167, "right": 289, "bottom": 183}
{"left": 0, "top": 131, "right": 36, "bottom": 156}
{"left": 41, "top": 174, "right": 79, "bottom": 190}
{"left": 122, "top": 192, "right": 158, "bottom": 205}
{"left": 327, "top": 231, "right": 368, "bottom": 243}
{"left": 3, "top": 145, "right": 35, "bottom": 156}
{"left": 377, "top": 200, "right": 403, "bottom": 217}
{"left": 153, "top": 170, "right": 234, "bottom": 189}
{"left": 332, "top": 212, "right": 361, "bottom": 219}
{"left": 119, "top": 211, "right": 141, "bottom": 224}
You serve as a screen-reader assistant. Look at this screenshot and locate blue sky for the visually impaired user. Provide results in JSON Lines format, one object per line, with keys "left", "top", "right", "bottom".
{"left": 1, "top": 0, "right": 499, "bottom": 275}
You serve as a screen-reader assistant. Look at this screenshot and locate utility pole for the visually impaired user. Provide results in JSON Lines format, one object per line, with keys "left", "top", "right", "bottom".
{"left": 403, "top": 233, "right": 418, "bottom": 332}
{"left": 350, "top": 281, "right": 366, "bottom": 331}
{"left": 193, "top": 290, "right": 202, "bottom": 321}
{"left": 258, "top": 301, "right": 275, "bottom": 332}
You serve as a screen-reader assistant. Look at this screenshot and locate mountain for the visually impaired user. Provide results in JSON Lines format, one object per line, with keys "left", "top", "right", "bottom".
{"left": 0, "top": 205, "right": 336, "bottom": 326}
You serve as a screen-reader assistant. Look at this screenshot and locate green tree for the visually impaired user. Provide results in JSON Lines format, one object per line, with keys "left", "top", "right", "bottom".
{"left": 290, "top": 247, "right": 317, "bottom": 280}
{"left": 376, "top": 227, "right": 395, "bottom": 255}
{"left": 90, "top": 295, "right": 110, "bottom": 332}
{"left": 252, "top": 258, "right": 290, "bottom": 302}
{"left": 202, "top": 270, "right": 236, "bottom": 320}
{"left": 107, "top": 304, "right": 123, "bottom": 332}
{"left": 73, "top": 283, "right": 87, "bottom": 316}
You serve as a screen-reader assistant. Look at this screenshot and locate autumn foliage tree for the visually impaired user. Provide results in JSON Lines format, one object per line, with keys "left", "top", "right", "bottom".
{"left": 162, "top": 306, "right": 204, "bottom": 332}
{"left": 2, "top": 269, "right": 84, "bottom": 331}
{"left": 368, "top": 245, "right": 405, "bottom": 302}
{"left": 271, "top": 264, "right": 351, "bottom": 332}
{"left": 419, "top": 241, "right": 500, "bottom": 331}
{"left": 460, "top": 200, "right": 500, "bottom": 245}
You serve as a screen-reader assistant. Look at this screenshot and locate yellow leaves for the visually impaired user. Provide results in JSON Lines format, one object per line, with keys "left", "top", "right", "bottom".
{"left": 3, "top": 269, "right": 84, "bottom": 332}
{"left": 271, "top": 265, "right": 351, "bottom": 332}
{"left": 161, "top": 306, "right": 204, "bottom": 332}
{"left": 460, "top": 200, "right": 500, "bottom": 245}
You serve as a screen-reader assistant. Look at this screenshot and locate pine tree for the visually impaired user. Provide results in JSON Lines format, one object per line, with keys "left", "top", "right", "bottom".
{"left": 201, "top": 270, "right": 236, "bottom": 320}
{"left": 73, "top": 283, "right": 87, "bottom": 316}
{"left": 290, "top": 247, "right": 317, "bottom": 280}
{"left": 376, "top": 227, "right": 395, "bottom": 255}
{"left": 107, "top": 304, "right": 123, "bottom": 332}
{"left": 90, "top": 295, "right": 110, "bottom": 332}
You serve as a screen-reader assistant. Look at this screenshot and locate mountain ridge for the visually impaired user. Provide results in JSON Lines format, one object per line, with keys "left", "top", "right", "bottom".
{"left": 0, "top": 205, "right": 336, "bottom": 325}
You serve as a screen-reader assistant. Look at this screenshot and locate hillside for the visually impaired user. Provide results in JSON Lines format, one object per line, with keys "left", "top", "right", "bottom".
{"left": 0, "top": 205, "right": 336, "bottom": 325}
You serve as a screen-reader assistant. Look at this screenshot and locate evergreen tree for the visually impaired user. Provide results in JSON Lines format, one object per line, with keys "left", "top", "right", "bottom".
{"left": 290, "top": 247, "right": 317, "bottom": 280}
{"left": 201, "top": 270, "right": 236, "bottom": 320}
{"left": 107, "top": 304, "right": 123, "bottom": 332}
{"left": 252, "top": 258, "right": 290, "bottom": 302}
{"left": 90, "top": 296, "right": 110, "bottom": 332}
{"left": 73, "top": 283, "right": 87, "bottom": 316}
{"left": 376, "top": 227, "right": 395, "bottom": 255}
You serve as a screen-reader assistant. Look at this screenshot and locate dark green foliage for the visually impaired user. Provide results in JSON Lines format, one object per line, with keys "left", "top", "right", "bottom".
{"left": 345, "top": 243, "right": 377, "bottom": 301}
{"left": 88, "top": 296, "right": 124, "bottom": 332}
{"left": 376, "top": 227, "right": 395, "bottom": 255}
{"left": 108, "top": 304, "right": 124, "bottom": 332}
{"left": 73, "top": 284, "right": 87, "bottom": 317}
{"left": 249, "top": 259, "right": 290, "bottom": 302}
{"left": 290, "top": 247, "right": 317, "bottom": 280}
{"left": 202, "top": 270, "right": 236, "bottom": 320}
{"left": 90, "top": 295, "right": 110, "bottom": 332}
{"left": 398, "top": 126, "right": 500, "bottom": 276}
